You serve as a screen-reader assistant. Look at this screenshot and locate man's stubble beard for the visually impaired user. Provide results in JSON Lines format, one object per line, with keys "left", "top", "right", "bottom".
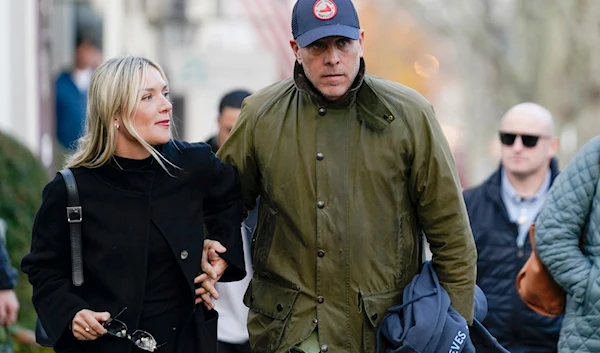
{"left": 507, "top": 162, "right": 547, "bottom": 181}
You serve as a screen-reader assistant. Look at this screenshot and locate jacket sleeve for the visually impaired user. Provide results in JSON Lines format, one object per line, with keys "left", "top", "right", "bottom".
{"left": 0, "top": 231, "right": 17, "bottom": 290}
{"left": 407, "top": 104, "right": 477, "bottom": 323}
{"left": 20, "top": 174, "right": 89, "bottom": 347}
{"left": 203, "top": 150, "right": 245, "bottom": 283}
{"left": 217, "top": 100, "right": 262, "bottom": 214}
{"left": 536, "top": 137, "right": 600, "bottom": 304}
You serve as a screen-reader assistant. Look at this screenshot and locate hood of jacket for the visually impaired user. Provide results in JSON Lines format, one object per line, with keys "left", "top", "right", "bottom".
{"left": 377, "top": 261, "right": 510, "bottom": 353}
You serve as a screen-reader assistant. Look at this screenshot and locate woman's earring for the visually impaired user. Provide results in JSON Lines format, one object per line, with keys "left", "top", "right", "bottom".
{"left": 114, "top": 123, "right": 120, "bottom": 130}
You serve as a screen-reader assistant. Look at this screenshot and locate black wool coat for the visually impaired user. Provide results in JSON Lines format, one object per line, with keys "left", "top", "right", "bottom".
{"left": 21, "top": 140, "right": 245, "bottom": 353}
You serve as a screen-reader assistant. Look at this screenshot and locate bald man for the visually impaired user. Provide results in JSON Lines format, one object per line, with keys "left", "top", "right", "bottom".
{"left": 463, "top": 103, "right": 562, "bottom": 353}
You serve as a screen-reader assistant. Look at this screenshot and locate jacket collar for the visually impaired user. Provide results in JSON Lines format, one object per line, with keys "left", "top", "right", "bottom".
{"left": 484, "top": 158, "right": 560, "bottom": 212}
{"left": 89, "top": 143, "right": 178, "bottom": 194}
{"left": 293, "top": 58, "right": 395, "bottom": 132}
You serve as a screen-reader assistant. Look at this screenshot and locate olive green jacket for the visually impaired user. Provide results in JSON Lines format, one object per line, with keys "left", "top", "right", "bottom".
{"left": 217, "top": 62, "right": 477, "bottom": 353}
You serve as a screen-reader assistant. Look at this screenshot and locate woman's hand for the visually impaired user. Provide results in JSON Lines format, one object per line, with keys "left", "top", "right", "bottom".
{"left": 71, "top": 309, "right": 110, "bottom": 341}
{"left": 194, "top": 239, "right": 229, "bottom": 310}
{"left": 0, "top": 290, "right": 19, "bottom": 327}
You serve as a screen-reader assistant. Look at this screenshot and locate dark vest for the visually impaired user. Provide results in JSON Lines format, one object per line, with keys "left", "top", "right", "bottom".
{"left": 463, "top": 160, "right": 562, "bottom": 353}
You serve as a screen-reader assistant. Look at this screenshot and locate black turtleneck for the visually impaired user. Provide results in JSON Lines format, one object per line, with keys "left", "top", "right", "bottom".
{"left": 112, "top": 155, "right": 189, "bottom": 348}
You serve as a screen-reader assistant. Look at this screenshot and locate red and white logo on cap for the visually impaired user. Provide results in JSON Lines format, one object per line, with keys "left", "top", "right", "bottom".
{"left": 313, "top": 0, "right": 337, "bottom": 20}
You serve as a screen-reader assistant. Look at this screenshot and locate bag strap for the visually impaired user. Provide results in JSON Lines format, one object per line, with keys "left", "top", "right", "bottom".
{"left": 58, "top": 169, "right": 84, "bottom": 287}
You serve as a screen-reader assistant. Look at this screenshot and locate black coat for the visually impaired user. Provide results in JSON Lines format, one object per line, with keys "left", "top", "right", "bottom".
{"left": 462, "top": 159, "right": 562, "bottom": 353}
{"left": 21, "top": 141, "right": 245, "bottom": 353}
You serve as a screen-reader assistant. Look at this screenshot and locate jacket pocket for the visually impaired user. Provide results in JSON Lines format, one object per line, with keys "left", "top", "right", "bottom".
{"left": 252, "top": 205, "right": 277, "bottom": 272}
{"left": 360, "top": 289, "right": 403, "bottom": 353}
{"left": 396, "top": 216, "right": 404, "bottom": 281}
{"left": 196, "top": 306, "right": 219, "bottom": 353}
{"left": 244, "top": 276, "right": 300, "bottom": 353}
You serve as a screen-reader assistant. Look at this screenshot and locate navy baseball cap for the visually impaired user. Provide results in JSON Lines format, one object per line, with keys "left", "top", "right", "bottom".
{"left": 292, "top": 0, "right": 360, "bottom": 48}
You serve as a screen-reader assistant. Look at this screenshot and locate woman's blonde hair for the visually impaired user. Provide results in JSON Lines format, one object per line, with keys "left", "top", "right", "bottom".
{"left": 65, "top": 56, "right": 176, "bottom": 171}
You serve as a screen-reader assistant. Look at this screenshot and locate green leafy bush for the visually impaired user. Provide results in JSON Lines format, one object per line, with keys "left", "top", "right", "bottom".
{"left": 0, "top": 131, "right": 50, "bottom": 337}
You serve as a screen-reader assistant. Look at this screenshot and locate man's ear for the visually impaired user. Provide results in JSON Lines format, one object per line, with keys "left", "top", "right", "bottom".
{"left": 358, "top": 29, "right": 365, "bottom": 58}
{"left": 290, "top": 40, "right": 302, "bottom": 64}
{"left": 549, "top": 136, "right": 560, "bottom": 157}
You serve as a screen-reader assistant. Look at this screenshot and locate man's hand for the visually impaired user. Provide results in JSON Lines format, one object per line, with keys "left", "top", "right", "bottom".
{"left": 194, "top": 239, "right": 229, "bottom": 310}
{"left": 71, "top": 309, "right": 110, "bottom": 341}
{"left": 0, "top": 289, "right": 19, "bottom": 327}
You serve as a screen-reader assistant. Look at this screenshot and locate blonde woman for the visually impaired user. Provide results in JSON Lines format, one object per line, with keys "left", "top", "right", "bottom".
{"left": 22, "top": 56, "right": 245, "bottom": 353}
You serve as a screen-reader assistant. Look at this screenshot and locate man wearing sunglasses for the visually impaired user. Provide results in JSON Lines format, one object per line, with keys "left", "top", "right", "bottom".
{"left": 463, "top": 102, "right": 562, "bottom": 352}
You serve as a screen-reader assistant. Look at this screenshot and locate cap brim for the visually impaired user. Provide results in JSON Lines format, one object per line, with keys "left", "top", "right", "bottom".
{"left": 296, "top": 25, "right": 360, "bottom": 48}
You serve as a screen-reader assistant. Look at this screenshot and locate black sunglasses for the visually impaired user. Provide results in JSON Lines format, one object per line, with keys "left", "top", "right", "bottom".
{"left": 103, "top": 307, "right": 166, "bottom": 352}
{"left": 499, "top": 132, "right": 550, "bottom": 148}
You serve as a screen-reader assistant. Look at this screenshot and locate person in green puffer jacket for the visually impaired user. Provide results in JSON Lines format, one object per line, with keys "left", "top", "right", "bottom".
{"left": 217, "top": 1, "right": 477, "bottom": 352}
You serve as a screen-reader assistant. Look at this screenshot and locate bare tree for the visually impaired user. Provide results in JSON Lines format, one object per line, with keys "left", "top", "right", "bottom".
{"left": 393, "top": 0, "right": 600, "bottom": 182}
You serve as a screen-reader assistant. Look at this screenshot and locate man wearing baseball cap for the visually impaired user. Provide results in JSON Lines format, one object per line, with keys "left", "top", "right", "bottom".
{"left": 217, "top": 0, "right": 477, "bottom": 352}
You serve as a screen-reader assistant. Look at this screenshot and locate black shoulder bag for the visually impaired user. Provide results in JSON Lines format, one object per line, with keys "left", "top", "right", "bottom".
{"left": 35, "top": 168, "right": 84, "bottom": 347}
